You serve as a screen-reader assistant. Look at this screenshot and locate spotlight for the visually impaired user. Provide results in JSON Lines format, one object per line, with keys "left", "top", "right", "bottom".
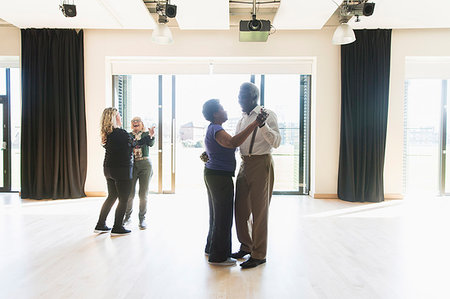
{"left": 166, "top": 4, "right": 177, "bottom": 18}
{"left": 332, "top": 23, "right": 356, "bottom": 45}
{"left": 60, "top": 1, "right": 77, "bottom": 18}
{"left": 347, "top": 1, "right": 375, "bottom": 18}
{"left": 332, "top": 1, "right": 375, "bottom": 45}
{"left": 363, "top": 3, "right": 375, "bottom": 16}
{"left": 152, "top": 13, "right": 173, "bottom": 44}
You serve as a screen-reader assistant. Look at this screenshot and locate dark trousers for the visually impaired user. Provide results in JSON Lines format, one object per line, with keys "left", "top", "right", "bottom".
{"left": 204, "top": 172, "right": 234, "bottom": 262}
{"left": 97, "top": 167, "right": 132, "bottom": 229}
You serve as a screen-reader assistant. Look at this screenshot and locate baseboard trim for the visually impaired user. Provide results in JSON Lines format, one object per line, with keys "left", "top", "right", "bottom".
{"left": 313, "top": 194, "right": 339, "bottom": 199}
{"left": 313, "top": 193, "right": 404, "bottom": 200}
{"left": 85, "top": 192, "right": 106, "bottom": 197}
{"left": 384, "top": 194, "right": 403, "bottom": 200}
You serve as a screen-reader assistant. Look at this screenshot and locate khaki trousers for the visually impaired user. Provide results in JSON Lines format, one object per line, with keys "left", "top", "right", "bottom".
{"left": 235, "top": 154, "right": 274, "bottom": 260}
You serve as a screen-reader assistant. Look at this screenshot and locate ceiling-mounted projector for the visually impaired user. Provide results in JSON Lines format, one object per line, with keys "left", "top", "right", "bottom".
{"left": 239, "top": 18, "right": 271, "bottom": 42}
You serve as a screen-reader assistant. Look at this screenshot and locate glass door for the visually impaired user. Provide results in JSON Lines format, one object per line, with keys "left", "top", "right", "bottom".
{"left": 404, "top": 79, "right": 449, "bottom": 196}
{"left": 113, "top": 73, "right": 311, "bottom": 195}
{"left": 0, "top": 68, "right": 11, "bottom": 191}
{"left": 263, "top": 74, "right": 311, "bottom": 194}
{"left": 113, "top": 74, "right": 175, "bottom": 194}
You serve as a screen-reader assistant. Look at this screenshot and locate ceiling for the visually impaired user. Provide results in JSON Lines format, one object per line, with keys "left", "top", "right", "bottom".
{"left": 1, "top": 0, "right": 450, "bottom": 31}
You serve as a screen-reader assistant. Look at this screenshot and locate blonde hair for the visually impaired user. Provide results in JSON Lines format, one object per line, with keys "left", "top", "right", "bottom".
{"left": 100, "top": 107, "right": 120, "bottom": 143}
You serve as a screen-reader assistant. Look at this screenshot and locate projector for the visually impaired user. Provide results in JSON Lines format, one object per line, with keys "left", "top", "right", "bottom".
{"left": 239, "top": 19, "right": 271, "bottom": 42}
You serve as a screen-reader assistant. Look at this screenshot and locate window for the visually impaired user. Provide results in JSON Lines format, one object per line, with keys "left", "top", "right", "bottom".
{"left": 110, "top": 58, "right": 312, "bottom": 194}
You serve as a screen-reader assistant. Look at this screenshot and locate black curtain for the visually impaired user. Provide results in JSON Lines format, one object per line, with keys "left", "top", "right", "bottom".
{"left": 21, "top": 29, "right": 87, "bottom": 199}
{"left": 338, "top": 29, "right": 392, "bottom": 203}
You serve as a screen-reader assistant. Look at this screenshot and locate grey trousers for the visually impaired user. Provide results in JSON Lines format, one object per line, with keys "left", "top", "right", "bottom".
{"left": 235, "top": 154, "right": 274, "bottom": 260}
{"left": 125, "top": 159, "right": 153, "bottom": 221}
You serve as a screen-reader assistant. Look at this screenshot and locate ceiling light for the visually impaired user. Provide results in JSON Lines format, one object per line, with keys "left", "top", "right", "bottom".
{"left": 152, "top": 21, "right": 173, "bottom": 45}
{"left": 152, "top": 1, "right": 175, "bottom": 45}
{"left": 332, "top": 23, "right": 355, "bottom": 45}
{"left": 332, "top": 0, "right": 375, "bottom": 45}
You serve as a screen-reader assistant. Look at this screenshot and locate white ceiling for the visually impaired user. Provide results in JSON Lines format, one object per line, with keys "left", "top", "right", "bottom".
{"left": 1, "top": 0, "right": 450, "bottom": 30}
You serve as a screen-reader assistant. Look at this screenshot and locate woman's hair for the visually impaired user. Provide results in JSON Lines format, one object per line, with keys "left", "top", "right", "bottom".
{"left": 202, "top": 99, "right": 221, "bottom": 122}
{"left": 100, "top": 107, "right": 119, "bottom": 142}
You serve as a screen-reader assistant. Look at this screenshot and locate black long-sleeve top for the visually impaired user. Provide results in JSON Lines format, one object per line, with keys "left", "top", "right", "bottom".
{"left": 103, "top": 128, "right": 152, "bottom": 168}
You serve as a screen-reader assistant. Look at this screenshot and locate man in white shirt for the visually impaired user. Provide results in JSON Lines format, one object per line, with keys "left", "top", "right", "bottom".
{"left": 231, "top": 82, "right": 281, "bottom": 269}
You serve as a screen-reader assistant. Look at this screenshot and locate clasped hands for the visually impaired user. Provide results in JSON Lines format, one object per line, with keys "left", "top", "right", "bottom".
{"left": 256, "top": 107, "right": 269, "bottom": 127}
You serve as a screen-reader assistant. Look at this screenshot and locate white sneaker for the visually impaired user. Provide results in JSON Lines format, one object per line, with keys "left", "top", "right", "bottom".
{"left": 208, "top": 257, "right": 237, "bottom": 266}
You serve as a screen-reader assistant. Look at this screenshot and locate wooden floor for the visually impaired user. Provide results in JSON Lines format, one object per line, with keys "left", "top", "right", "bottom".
{"left": 1, "top": 191, "right": 450, "bottom": 299}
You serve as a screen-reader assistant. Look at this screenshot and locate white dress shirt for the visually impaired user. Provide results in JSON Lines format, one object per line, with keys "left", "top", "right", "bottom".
{"left": 235, "top": 105, "right": 281, "bottom": 156}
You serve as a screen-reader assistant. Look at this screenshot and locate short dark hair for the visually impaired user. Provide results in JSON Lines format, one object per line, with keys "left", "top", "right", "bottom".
{"left": 202, "top": 99, "right": 221, "bottom": 122}
{"left": 239, "top": 82, "right": 259, "bottom": 102}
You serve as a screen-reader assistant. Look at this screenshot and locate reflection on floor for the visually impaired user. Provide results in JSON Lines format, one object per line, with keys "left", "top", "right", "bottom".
{"left": 1, "top": 192, "right": 450, "bottom": 299}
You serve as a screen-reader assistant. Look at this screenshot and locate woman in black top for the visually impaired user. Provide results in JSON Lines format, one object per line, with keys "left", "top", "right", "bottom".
{"left": 94, "top": 107, "right": 152, "bottom": 236}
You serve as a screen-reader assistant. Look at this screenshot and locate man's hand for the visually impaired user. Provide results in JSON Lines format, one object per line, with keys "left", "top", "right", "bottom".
{"left": 256, "top": 107, "right": 269, "bottom": 127}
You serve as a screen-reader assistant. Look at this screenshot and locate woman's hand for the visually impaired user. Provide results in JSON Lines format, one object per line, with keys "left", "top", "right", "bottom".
{"left": 200, "top": 151, "right": 209, "bottom": 163}
{"left": 148, "top": 125, "right": 156, "bottom": 137}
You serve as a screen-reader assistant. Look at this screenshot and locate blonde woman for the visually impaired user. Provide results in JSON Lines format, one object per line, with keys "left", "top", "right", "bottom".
{"left": 94, "top": 108, "right": 152, "bottom": 236}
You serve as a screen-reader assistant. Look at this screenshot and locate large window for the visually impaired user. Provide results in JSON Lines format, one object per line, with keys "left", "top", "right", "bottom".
{"left": 113, "top": 71, "right": 311, "bottom": 195}
{"left": 0, "top": 67, "right": 21, "bottom": 191}
{"left": 404, "top": 79, "right": 450, "bottom": 196}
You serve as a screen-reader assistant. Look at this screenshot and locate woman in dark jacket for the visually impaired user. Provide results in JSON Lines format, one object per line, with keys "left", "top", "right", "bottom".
{"left": 94, "top": 107, "right": 152, "bottom": 236}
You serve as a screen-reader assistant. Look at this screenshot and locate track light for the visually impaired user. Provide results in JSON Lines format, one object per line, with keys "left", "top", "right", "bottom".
{"left": 332, "top": 22, "right": 356, "bottom": 45}
{"left": 152, "top": 1, "right": 175, "bottom": 45}
{"left": 165, "top": 4, "right": 177, "bottom": 18}
{"left": 332, "top": 0, "right": 375, "bottom": 45}
{"left": 60, "top": 0, "right": 77, "bottom": 18}
{"left": 152, "top": 15, "right": 173, "bottom": 45}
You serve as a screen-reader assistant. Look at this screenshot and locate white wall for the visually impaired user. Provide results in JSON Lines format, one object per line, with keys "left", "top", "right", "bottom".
{"left": 4, "top": 26, "right": 450, "bottom": 197}
{"left": 0, "top": 27, "right": 20, "bottom": 55}
{"left": 84, "top": 28, "right": 341, "bottom": 196}
{"left": 386, "top": 29, "right": 450, "bottom": 196}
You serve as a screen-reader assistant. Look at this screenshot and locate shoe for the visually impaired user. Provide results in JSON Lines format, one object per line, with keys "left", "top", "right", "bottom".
{"left": 240, "top": 257, "right": 266, "bottom": 269}
{"left": 139, "top": 220, "right": 147, "bottom": 230}
{"left": 111, "top": 226, "right": 131, "bottom": 236}
{"left": 94, "top": 224, "right": 111, "bottom": 234}
{"left": 208, "top": 257, "right": 237, "bottom": 266}
{"left": 231, "top": 250, "right": 250, "bottom": 259}
{"left": 123, "top": 217, "right": 131, "bottom": 226}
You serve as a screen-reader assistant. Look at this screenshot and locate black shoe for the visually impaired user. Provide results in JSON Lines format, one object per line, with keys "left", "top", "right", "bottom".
{"left": 240, "top": 257, "right": 266, "bottom": 269}
{"left": 208, "top": 257, "right": 237, "bottom": 266}
{"left": 94, "top": 224, "right": 111, "bottom": 234}
{"left": 231, "top": 250, "right": 250, "bottom": 259}
{"left": 111, "top": 226, "right": 131, "bottom": 236}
